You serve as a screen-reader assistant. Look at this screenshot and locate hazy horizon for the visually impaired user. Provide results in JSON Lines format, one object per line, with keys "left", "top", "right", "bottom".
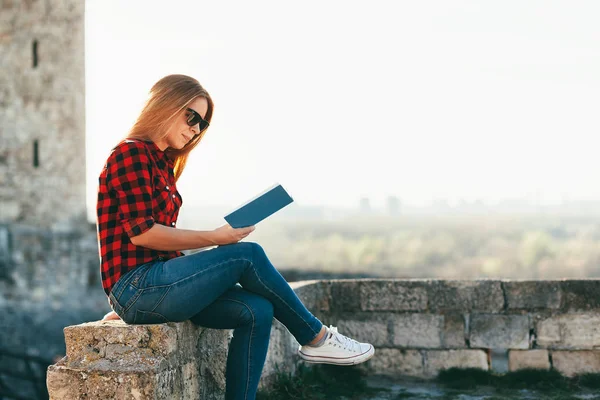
{"left": 85, "top": 0, "right": 600, "bottom": 223}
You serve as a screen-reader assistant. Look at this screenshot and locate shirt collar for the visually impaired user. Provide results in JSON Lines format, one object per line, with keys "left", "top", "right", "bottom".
{"left": 143, "top": 140, "right": 175, "bottom": 168}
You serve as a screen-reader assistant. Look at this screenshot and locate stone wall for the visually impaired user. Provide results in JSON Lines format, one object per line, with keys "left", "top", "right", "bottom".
{"left": 0, "top": 222, "right": 106, "bottom": 363}
{"left": 0, "top": 0, "right": 86, "bottom": 228}
{"left": 47, "top": 278, "right": 600, "bottom": 399}
{"left": 308, "top": 279, "right": 600, "bottom": 379}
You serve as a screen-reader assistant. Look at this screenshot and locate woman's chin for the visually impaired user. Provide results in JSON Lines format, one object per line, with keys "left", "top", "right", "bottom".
{"left": 179, "top": 137, "right": 191, "bottom": 148}
{"left": 170, "top": 142, "right": 186, "bottom": 150}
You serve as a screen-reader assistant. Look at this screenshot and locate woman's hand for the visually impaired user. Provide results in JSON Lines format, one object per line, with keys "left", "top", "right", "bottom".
{"left": 212, "top": 224, "right": 255, "bottom": 245}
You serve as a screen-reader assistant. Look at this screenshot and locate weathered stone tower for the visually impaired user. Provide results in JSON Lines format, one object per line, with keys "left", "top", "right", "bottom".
{"left": 0, "top": 2, "right": 106, "bottom": 385}
{"left": 0, "top": 0, "right": 86, "bottom": 229}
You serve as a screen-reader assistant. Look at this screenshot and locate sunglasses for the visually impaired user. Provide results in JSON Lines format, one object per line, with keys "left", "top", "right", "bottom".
{"left": 186, "top": 108, "right": 210, "bottom": 132}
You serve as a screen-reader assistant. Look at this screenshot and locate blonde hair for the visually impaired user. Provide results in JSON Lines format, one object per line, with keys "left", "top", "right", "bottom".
{"left": 127, "top": 74, "right": 214, "bottom": 181}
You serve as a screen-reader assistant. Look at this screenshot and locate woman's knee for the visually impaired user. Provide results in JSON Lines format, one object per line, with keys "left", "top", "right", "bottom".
{"left": 240, "top": 241, "right": 270, "bottom": 266}
{"left": 238, "top": 296, "right": 274, "bottom": 328}
{"left": 235, "top": 241, "right": 263, "bottom": 256}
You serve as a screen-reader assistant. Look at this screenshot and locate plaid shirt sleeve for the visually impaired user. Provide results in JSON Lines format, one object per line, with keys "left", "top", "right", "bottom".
{"left": 106, "top": 142, "right": 156, "bottom": 238}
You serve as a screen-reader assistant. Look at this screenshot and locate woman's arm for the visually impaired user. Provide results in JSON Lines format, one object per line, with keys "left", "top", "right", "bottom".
{"left": 130, "top": 223, "right": 255, "bottom": 251}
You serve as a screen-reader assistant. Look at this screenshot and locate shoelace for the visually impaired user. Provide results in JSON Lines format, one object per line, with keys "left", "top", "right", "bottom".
{"left": 328, "top": 325, "right": 361, "bottom": 352}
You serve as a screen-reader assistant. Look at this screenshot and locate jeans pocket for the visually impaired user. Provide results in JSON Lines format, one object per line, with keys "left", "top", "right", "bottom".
{"left": 133, "top": 309, "right": 169, "bottom": 325}
{"left": 116, "top": 264, "right": 157, "bottom": 311}
{"left": 126, "top": 285, "right": 171, "bottom": 323}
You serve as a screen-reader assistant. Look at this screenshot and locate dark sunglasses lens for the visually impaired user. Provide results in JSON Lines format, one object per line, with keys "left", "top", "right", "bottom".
{"left": 187, "top": 112, "right": 197, "bottom": 126}
{"left": 187, "top": 109, "right": 209, "bottom": 131}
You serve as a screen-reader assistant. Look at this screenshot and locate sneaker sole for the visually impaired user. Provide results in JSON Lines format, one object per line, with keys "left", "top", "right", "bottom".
{"left": 298, "top": 345, "right": 375, "bottom": 366}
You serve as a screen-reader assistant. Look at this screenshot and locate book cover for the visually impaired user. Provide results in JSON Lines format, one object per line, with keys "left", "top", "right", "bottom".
{"left": 224, "top": 184, "right": 294, "bottom": 228}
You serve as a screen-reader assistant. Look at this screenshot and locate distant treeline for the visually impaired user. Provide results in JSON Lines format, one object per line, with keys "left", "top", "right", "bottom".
{"left": 250, "top": 214, "right": 600, "bottom": 279}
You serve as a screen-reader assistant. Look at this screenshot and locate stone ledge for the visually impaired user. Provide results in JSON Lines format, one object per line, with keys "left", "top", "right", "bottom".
{"left": 428, "top": 281, "right": 504, "bottom": 313}
{"left": 63, "top": 320, "right": 189, "bottom": 368}
{"left": 325, "top": 279, "right": 505, "bottom": 313}
{"left": 504, "top": 281, "right": 561, "bottom": 310}
{"left": 359, "top": 281, "right": 428, "bottom": 312}
{"left": 48, "top": 320, "right": 231, "bottom": 400}
{"left": 560, "top": 281, "right": 600, "bottom": 311}
{"left": 290, "top": 280, "right": 331, "bottom": 312}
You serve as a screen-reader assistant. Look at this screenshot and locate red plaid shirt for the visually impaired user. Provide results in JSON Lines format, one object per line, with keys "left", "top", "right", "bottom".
{"left": 97, "top": 139, "right": 184, "bottom": 296}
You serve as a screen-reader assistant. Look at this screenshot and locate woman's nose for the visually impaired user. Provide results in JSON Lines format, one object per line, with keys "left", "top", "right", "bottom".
{"left": 190, "top": 124, "right": 199, "bottom": 135}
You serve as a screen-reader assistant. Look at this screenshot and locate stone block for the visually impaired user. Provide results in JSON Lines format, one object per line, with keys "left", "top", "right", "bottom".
{"left": 329, "top": 280, "right": 363, "bottom": 311}
{"left": 359, "top": 280, "right": 428, "bottom": 311}
{"left": 46, "top": 0, "right": 85, "bottom": 22}
{"left": 0, "top": 200, "right": 20, "bottom": 221}
{"left": 336, "top": 317, "right": 390, "bottom": 347}
{"left": 560, "top": 281, "right": 600, "bottom": 311}
{"left": 442, "top": 313, "right": 467, "bottom": 348}
{"left": 552, "top": 351, "right": 600, "bottom": 377}
{"left": 393, "top": 314, "right": 443, "bottom": 348}
{"left": 63, "top": 320, "right": 188, "bottom": 365}
{"left": 291, "top": 280, "right": 331, "bottom": 313}
{"left": 262, "top": 319, "right": 300, "bottom": 387}
{"left": 504, "top": 281, "right": 561, "bottom": 310}
{"left": 194, "top": 326, "right": 230, "bottom": 397}
{"left": 48, "top": 320, "right": 231, "bottom": 400}
{"left": 47, "top": 362, "right": 170, "bottom": 400}
{"left": 46, "top": 358, "right": 209, "bottom": 400}
{"left": 428, "top": 281, "right": 504, "bottom": 313}
{"left": 508, "top": 350, "right": 550, "bottom": 371}
{"left": 425, "top": 350, "right": 488, "bottom": 377}
{"left": 536, "top": 314, "right": 600, "bottom": 349}
{"left": 470, "top": 314, "right": 529, "bottom": 349}
{"left": 359, "top": 348, "right": 424, "bottom": 377}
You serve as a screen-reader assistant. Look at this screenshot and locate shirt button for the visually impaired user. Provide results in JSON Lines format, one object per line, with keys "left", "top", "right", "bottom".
{"left": 171, "top": 222, "right": 175, "bottom": 226}
{"left": 172, "top": 194, "right": 176, "bottom": 198}
{"left": 165, "top": 186, "right": 170, "bottom": 190}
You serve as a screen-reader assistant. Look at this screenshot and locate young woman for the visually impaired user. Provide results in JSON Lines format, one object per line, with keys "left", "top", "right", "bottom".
{"left": 97, "top": 74, "right": 374, "bottom": 399}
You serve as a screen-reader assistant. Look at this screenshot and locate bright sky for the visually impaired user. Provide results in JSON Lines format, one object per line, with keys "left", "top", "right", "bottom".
{"left": 85, "top": 0, "right": 600, "bottom": 222}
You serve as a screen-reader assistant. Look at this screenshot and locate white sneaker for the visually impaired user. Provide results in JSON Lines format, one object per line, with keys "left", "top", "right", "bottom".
{"left": 298, "top": 325, "right": 375, "bottom": 365}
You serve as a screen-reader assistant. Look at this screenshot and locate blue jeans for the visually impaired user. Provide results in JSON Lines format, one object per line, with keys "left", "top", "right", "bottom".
{"left": 108, "top": 242, "right": 323, "bottom": 400}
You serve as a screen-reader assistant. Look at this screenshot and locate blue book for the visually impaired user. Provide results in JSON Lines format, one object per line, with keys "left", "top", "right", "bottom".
{"left": 224, "top": 184, "right": 294, "bottom": 228}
